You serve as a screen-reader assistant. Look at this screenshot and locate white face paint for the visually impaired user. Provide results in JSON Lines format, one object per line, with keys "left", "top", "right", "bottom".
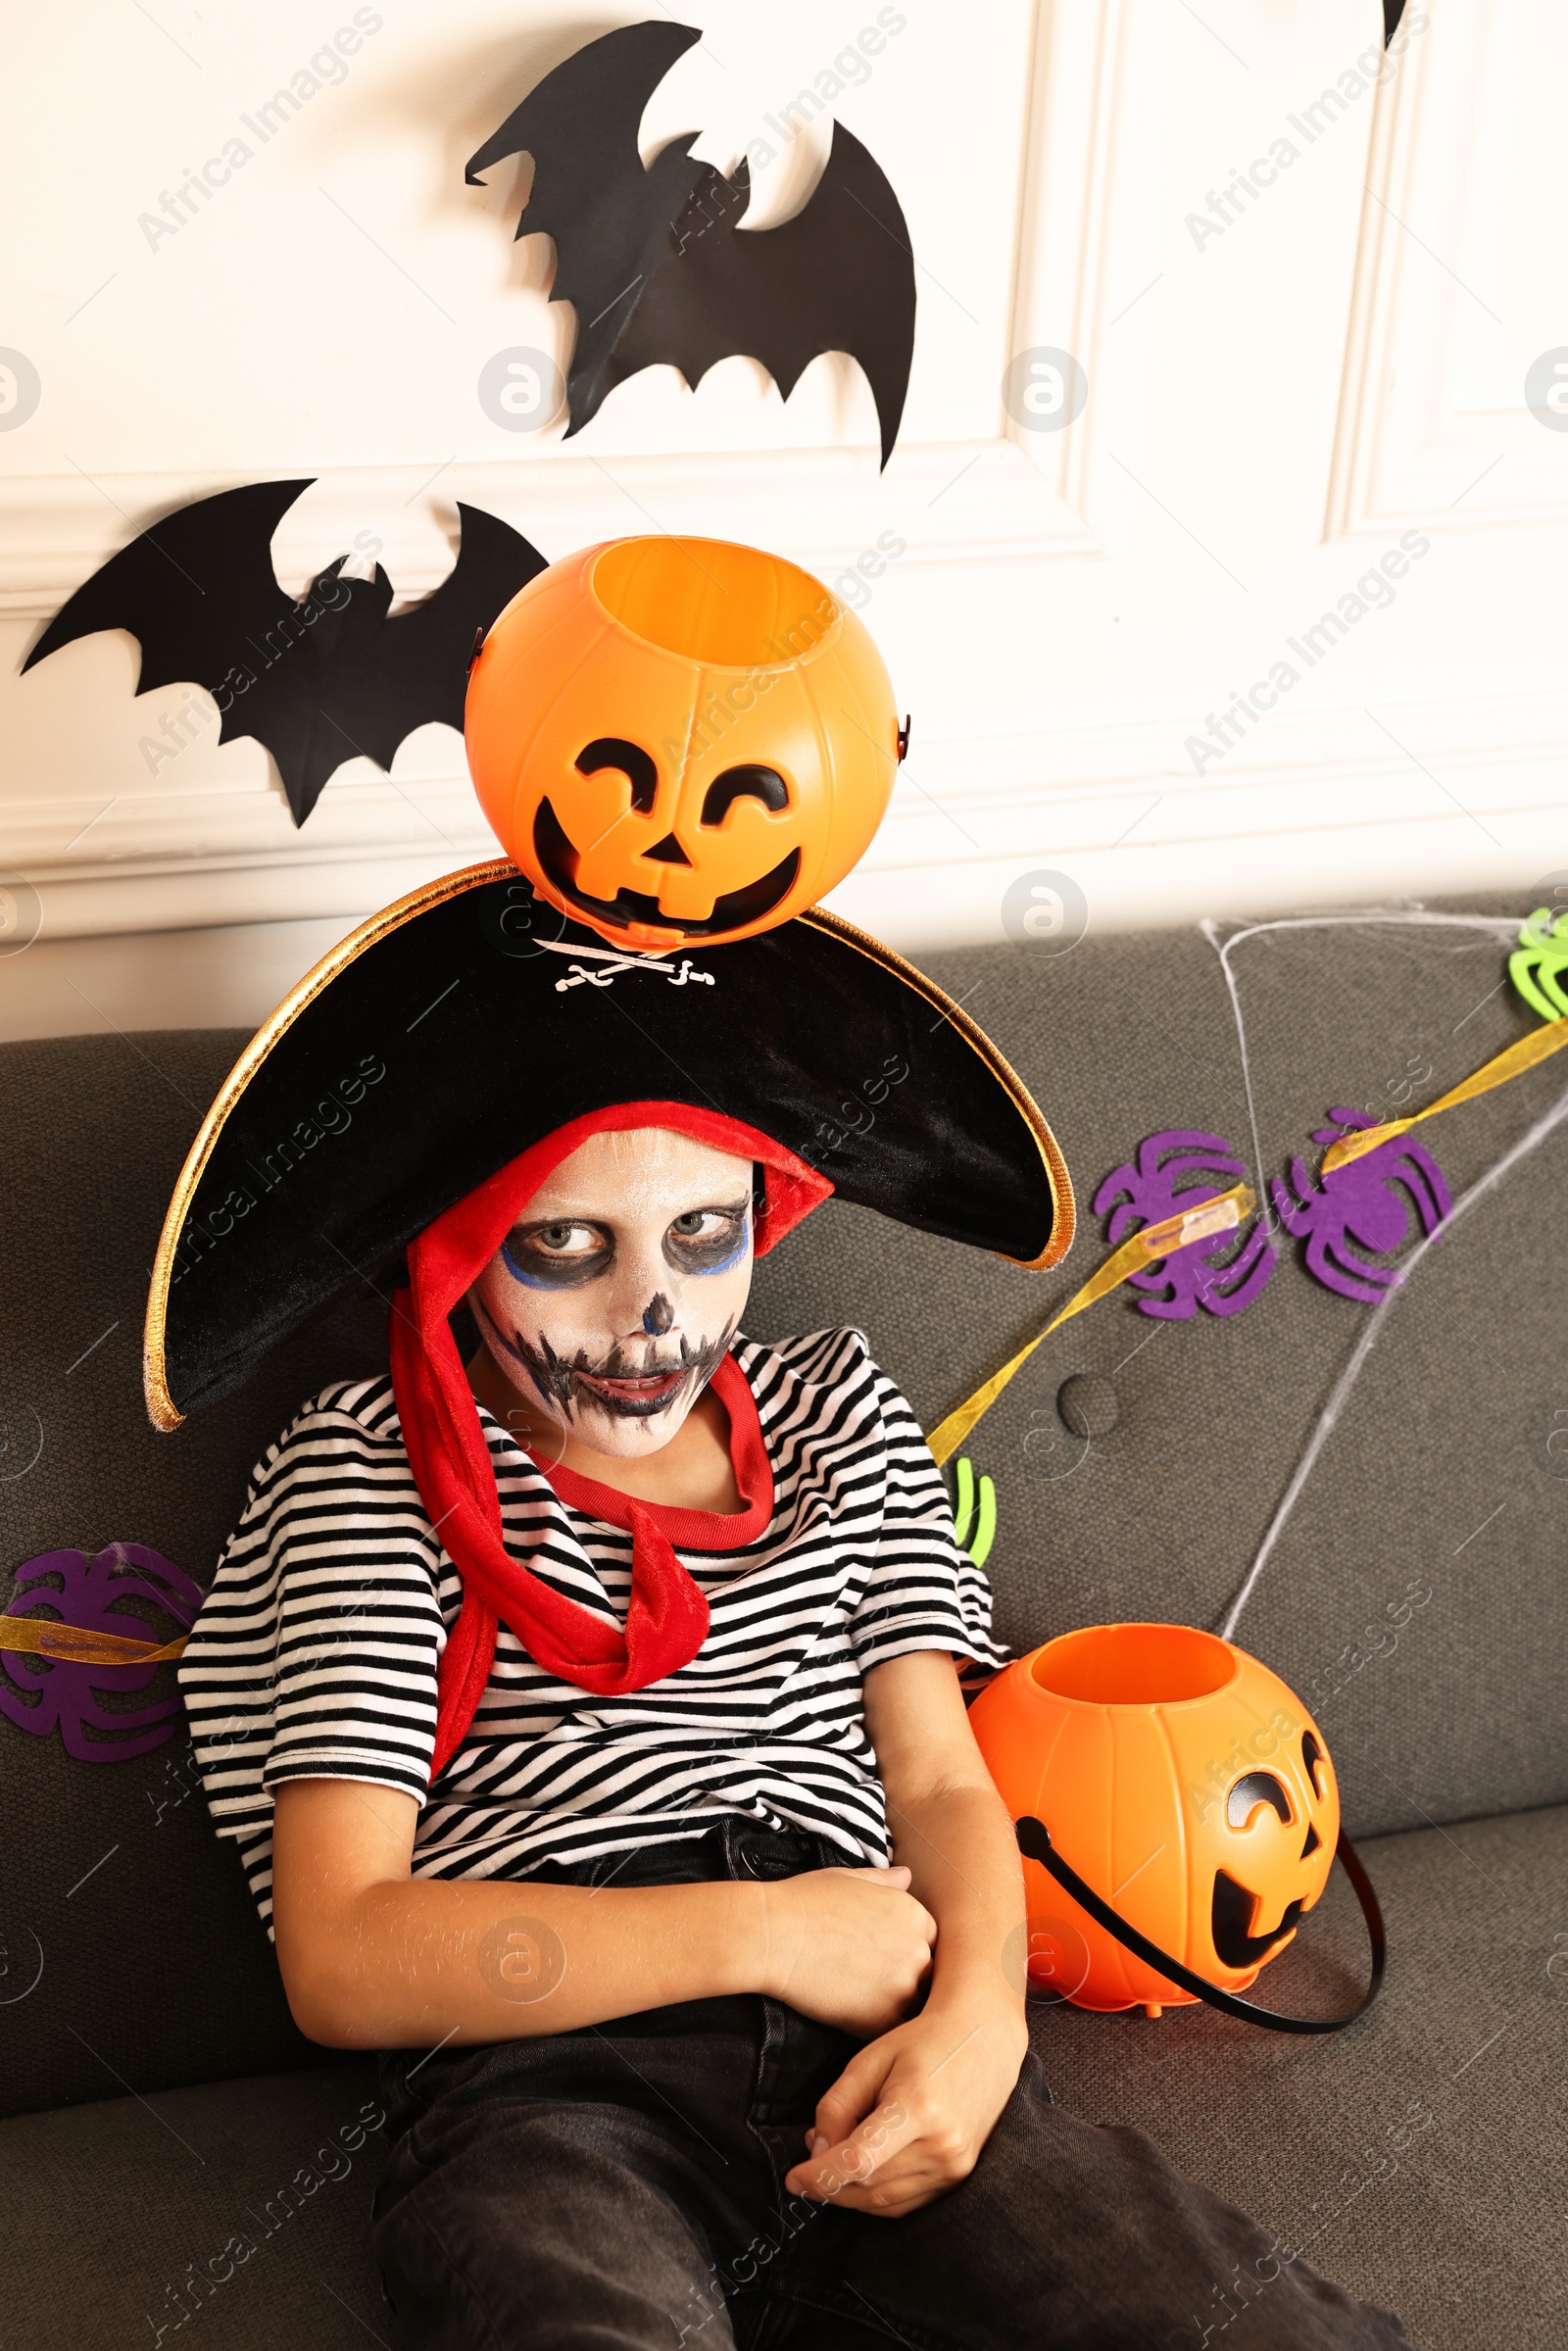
{"left": 467, "top": 1127, "right": 755, "bottom": 1463}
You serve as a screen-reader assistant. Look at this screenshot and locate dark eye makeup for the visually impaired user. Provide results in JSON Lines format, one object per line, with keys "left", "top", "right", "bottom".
{"left": 498, "top": 1200, "right": 752, "bottom": 1290}
{"left": 501, "top": 1220, "right": 612, "bottom": 1290}
{"left": 663, "top": 1200, "right": 751, "bottom": 1272}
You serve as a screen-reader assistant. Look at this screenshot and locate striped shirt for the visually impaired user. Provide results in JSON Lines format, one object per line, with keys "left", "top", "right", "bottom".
{"left": 178, "top": 1329, "right": 1004, "bottom": 1937}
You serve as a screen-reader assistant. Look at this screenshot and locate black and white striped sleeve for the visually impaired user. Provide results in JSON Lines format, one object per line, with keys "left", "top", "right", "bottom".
{"left": 845, "top": 1347, "right": 1008, "bottom": 1681}
{"left": 176, "top": 1383, "right": 447, "bottom": 1835}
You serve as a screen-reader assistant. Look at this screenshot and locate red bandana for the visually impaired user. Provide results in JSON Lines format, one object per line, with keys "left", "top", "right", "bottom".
{"left": 386, "top": 1102, "right": 832, "bottom": 1778}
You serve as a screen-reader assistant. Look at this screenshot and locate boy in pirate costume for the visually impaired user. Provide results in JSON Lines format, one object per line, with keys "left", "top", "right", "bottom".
{"left": 157, "top": 540, "right": 1415, "bottom": 2349}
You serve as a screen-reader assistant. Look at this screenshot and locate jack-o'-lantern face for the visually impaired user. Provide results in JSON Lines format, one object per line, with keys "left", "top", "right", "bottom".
{"left": 465, "top": 536, "right": 904, "bottom": 951}
{"left": 1210, "top": 1730, "right": 1337, "bottom": 1972}
{"left": 967, "top": 1622, "right": 1343, "bottom": 2015}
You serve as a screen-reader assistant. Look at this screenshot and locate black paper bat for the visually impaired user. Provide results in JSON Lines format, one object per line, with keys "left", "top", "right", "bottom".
{"left": 1384, "top": 0, "right": 1406, "bottom": 41}
{"left": 23, "top": 479, "right": 548, "bottom": 826}
{"left": 466, "top": 21, "right": 916, "bottom": 467}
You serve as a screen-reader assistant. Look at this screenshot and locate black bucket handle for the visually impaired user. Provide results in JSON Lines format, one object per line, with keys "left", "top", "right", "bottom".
{"left": 1014, "top": 1815, "right": 1386, "bottom": 2034}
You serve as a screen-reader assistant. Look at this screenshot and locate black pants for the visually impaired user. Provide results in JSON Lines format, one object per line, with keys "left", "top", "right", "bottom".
{"left": 370, "top": 1821, "right": 1414, "bottom": 2350}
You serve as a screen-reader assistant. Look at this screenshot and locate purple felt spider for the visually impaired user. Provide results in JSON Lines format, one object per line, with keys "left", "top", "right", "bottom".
{"left": 1092, "top": 1129, "right": 1276, "bottom": 1320}
{"left": 1270, "top": 1109, "right": 1451, "bottom": 1305}
{"left": 0, "top": 1543, "right": 201, "bottom": 1762}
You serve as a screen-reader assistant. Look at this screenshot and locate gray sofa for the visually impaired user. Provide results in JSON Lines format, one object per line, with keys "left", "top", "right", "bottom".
{"left": 2, "top": 895, "right": 1563, "bottom": 2349}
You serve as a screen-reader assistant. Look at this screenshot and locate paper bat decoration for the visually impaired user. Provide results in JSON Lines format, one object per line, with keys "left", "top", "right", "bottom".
{"left": 1384, "top": 0, "right": 1406, "bottom": 41}
{"left": 466, "top": 20, "right": 916, "bottom": 466}
{"left": 24, "top": 479, "right": 549, "bottom": 826}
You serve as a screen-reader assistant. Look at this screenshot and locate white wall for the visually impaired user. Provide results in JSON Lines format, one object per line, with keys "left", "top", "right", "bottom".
{"left": 1, "top": 0, "right": 1563, "bottom": 1039}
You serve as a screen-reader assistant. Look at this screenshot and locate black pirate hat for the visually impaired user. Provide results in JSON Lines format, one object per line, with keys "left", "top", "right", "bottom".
{"left": 144, "top": 860, "right": 1074, "bottom": 1429}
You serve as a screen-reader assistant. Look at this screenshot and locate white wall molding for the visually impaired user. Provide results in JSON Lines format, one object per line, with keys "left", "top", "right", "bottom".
{"left": 1325, "top": 0, "right": 1568, "bottom": 538}
{"left": 1001, "top": 0, "right": 1128, "bottom": 532}
{"left": 837, "top": 681, "right": 1563, "bottom": 950}
{"left": 10, "top": 682, "right": 1560, "bottom": 948}
{"left": 0, "top": 438, "right": 1098, "bottom": 626}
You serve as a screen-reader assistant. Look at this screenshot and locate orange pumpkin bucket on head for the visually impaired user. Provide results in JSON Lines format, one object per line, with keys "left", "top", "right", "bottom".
{"left": 969, "top": 1623, "right": 1387, "bottom": 2033}
{"left": 466, "top": 534, "right": 904, "bottom": 952}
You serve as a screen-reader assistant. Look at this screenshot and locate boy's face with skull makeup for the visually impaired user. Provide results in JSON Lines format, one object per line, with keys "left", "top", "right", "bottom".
{"left": 466, "top": 1127, "right": 756, "bottom": 1463}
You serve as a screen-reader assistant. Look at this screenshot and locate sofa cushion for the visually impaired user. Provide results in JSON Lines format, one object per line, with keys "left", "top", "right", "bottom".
{"left": 1026, "top": 1801, "right": 1568, "bottom": 2351}
{"left": 0, "top": 2057, "right": 391, "bottom": 2351}
{"left": 1, "top": 1806, "right": 1559, "bottom": 2351}
{"left": 0, "top": 1031, "right": 389, "bottom": 2119}
{"left": 750, "top": 897, "right": 1568, "bottom": 1837}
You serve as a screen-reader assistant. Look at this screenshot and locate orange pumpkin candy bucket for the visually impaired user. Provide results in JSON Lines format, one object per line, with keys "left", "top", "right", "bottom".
{"left": 466, "top": 534, "right": 905, "bottom": 952}
{"left": 969, "top": 1623, "right": 1386, "bottom": 2033}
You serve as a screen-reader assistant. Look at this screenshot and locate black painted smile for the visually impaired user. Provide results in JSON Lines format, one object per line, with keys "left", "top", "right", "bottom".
{"left": 534, "top": 798, "right": 800, "bottom": 938}
{"left": 474, "top": 1293, "right": 738, "bottom": 1426}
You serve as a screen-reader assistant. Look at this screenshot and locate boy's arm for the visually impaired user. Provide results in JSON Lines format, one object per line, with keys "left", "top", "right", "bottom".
{"left": 270, "top": 1777, "right": 936, "bottom": 2047}
{"left": 784, "top": 1649, "right": 1029, "bottom": 2218}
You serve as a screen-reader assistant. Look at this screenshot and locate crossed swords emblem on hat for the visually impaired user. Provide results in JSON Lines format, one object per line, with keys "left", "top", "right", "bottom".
{"left": 539, "top": 939, "right": 717, "bottom": 995}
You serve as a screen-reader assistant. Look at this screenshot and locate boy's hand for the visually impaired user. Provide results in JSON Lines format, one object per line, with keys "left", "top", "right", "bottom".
{"left": 783, "top": 1992, "right": 1028, "bottom": 2218}
{"left": 758, "top": 1866, "right": 936, "bottom": 2036}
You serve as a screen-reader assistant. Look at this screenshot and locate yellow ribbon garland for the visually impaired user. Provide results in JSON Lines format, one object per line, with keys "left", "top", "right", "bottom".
{"left": 932, "top": 947, "right": 1568, "bottom": 1471}
{"left": 1320, "top": 1018, "right": 1568, "bottom": 1176}
{"left": 0, "top": 1615, "right": 189, "bottom": 1666}
{"left": 927, "top": 1182, "right": 1254, "bottom": 1467}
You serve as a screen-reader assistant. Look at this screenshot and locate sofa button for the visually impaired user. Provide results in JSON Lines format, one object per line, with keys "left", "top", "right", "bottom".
{"left": 1057, "top": 1373, "right": 1118, "bottom": 1440}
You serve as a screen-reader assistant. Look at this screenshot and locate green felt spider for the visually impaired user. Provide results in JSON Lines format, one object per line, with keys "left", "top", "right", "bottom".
{"left": 1509, "top": 907, "right": 1568, "bottom": 1023}
{"left": 952, "top": 1454, "right": 998, "bottom": 1569}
